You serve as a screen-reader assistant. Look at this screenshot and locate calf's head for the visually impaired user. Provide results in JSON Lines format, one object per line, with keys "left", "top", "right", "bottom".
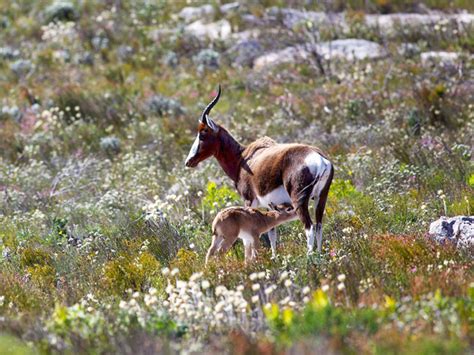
{"left": 185, "top": 85, "right": 221, "bottom": 168}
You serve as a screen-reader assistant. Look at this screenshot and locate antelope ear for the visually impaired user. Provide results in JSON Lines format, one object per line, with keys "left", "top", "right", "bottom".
{"left": 206, "top": 115, "right": 219, "bottom": 132}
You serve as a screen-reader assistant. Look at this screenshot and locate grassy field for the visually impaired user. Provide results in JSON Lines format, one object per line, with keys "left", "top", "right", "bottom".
{"left": 0, "top": 1, "right": 473, "bottom": 353}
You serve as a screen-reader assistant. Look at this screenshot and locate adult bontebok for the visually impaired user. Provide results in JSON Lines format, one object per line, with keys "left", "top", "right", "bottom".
{"left": 207, "top": 203, "right": 296, "bottom": 264}
{"left": 185, "top": 85, "right": 334, "bottom": 255}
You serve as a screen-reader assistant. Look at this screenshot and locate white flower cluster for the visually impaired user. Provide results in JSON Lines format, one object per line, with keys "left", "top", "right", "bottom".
{"left": 164, "top": 271, "right": 250, "bottom": 333}
{"left": 41, "top": 22, "right": 78, "bottom": 44}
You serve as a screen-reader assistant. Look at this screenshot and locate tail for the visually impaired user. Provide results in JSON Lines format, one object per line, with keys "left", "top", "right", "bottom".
{"left": 311, "top": 162, "right": 334, "bottom": 206}
{"left": 295, "top": 162, "right": 333, "bottom": 210}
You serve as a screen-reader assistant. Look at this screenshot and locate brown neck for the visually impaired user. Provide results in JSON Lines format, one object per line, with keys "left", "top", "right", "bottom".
{"left": 264, "top": 211, "right": 296, "bottom": 231}
{"left": 214, "top": 128, "right": 244, "bottom": 183}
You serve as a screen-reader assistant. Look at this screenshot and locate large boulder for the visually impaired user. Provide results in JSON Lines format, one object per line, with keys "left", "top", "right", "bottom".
{"left": 420, "top": 51, "right": 465, "bottom": 68}
{"left": 227, "top": 39, "right": 263, "bottom": 67}
{"left": 253, "top": 39, "right": 386, "bottom": 70}
{"left": 266, "top": 7, "right": 347, "bottom": 31}
{"left": 178, "top": 4, "right": 214, "bottom": 23}
{"left": 43, "top": 1, "right": 79, "bottom": 23}
{"left": 365, "top": 13, "right": 474, "bottom": 35}
{"left": 185, "top": 19, "right": 232, "bottom": 40}
{"left": 429, "top": 216, "right": 474, "bottom": 254}
{"left": 265, "top": 8, "right": 474, "bottom": 37}
{"left": 178, "top": 2, "right": 240, "bottom": 23}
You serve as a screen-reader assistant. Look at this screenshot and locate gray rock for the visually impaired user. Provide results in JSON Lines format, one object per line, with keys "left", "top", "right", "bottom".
{"left": 221, "top": 2, "right": 240, "bottom": 14}
{"left": 420, "top": 51, "right": 465, "bottom": 68}
{"left": 254, "top": 46, "right": 307, "bottom": 70}
{"left": 10, "top": 59, "right": 33, "bottom": 78}
{"left": 178, "top": 2, "right": 239, "bottom": 23}
{"left": 43, "top": 1, "right": 79, "bottom": 23}
{"left": 254, "top": 39, "right": 386, "bottom": 70}
{"left": 178, "top": 4, "right": 214, "bottom": 23}
{"left": 365, "top": 13, "right": 474, "bottom": 36}
{"left": 162, "top": 51, "right": 179, "bottom": 68}
{"left": 185, "top": 19, "right": 232, "bottom": 40}
{"left": 317, "top": 39, "right": 387, "bottom": 61}
{"left": 117, "top": 45, "right": 134, "bottom": 62}
{"left": 1, "top": 105, "right": 21, "bottom": 121}
{"left": 193, "top": 49, "right": 220, "bottom": 72}
{"left": 100, "top": 136, "right": 121, "bottom": 155}
{"left": 265, "top": 8, "right": 474, "bottom": 37}
{"left": 429, "top": 216, "right": 474, "bottom": 253}
{"left": 0, "top": 47, "right": 20, "bottom": 60}
{"left": 227, "top": 39, "right": 263, "bottom": 67}
{"left": 146, "top": 95, "right": 185, "bottom": 117}
{"left": 266, "top": 7, "right": 347, "bottom": 30}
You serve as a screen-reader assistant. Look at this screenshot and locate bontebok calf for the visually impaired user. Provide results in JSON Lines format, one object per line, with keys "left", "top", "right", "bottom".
{"left": 186, "top": 85, "right": 334, "bottom": 255}
{"left": 206, "top": 203, "right": 296, "bottom": 264}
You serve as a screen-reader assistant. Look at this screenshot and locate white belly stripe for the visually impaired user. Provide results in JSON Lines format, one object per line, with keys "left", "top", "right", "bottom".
{"left": 256, "top": 185, "right": 292, "bottom": 208}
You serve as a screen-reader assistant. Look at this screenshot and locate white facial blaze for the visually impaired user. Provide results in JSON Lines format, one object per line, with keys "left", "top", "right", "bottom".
{"left": 186, "top": 135, "right": 200, "bottom": 163}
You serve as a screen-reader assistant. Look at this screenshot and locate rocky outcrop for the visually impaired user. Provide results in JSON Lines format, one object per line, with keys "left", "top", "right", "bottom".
{"left": 254, "top": 39, "right": 386, "bottom": 70}
{"left": 266, "top": 7, "right": 347, "bottom": 31}
{"left": 227, "top": 39, "right": 263, "bottom": 67}
{"left": 185, "top": 19, "right": 232, "bottom": 40}
{"left": 429, "top": 216, "right": 473, "bottom": 254}
{"left": 420, "top": 51, "right": 465, "bottom": 68}
{"left": 266, "top": 7, "right": 474, "bottom": 35}
{"left": 178, "top": 2, "right": 240, "bottom": 23}
{"left": 365, "top": 13, "right": 474, "bottom": 35}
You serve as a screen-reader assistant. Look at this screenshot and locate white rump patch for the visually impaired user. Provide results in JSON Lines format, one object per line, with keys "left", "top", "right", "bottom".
{"left": 304, "top": 152, "right": 330, "bottom": 176}
{"left": 256, "top": 185, "right": 292, "bottom": 208}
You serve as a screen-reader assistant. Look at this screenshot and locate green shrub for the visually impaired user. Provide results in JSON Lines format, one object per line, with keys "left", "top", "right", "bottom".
{"left": 102, "top": 251, "right": 161, "bottom": 294}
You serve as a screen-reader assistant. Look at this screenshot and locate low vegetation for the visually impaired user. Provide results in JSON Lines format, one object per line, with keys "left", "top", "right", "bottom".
{"left": 0, "top": 0, "right": 473, "bottom": 353}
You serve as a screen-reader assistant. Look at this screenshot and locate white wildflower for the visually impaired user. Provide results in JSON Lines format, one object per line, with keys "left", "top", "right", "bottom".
{"left": 279, "top": 271, "right": 289, "bottom": 282}
{"left": 201, "top": 280, "right": 210, "bottom": 290}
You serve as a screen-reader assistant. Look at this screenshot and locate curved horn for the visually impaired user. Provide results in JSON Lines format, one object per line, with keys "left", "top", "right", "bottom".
{"left": 201, "top": 84, "right": 221, "bottom": 124}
